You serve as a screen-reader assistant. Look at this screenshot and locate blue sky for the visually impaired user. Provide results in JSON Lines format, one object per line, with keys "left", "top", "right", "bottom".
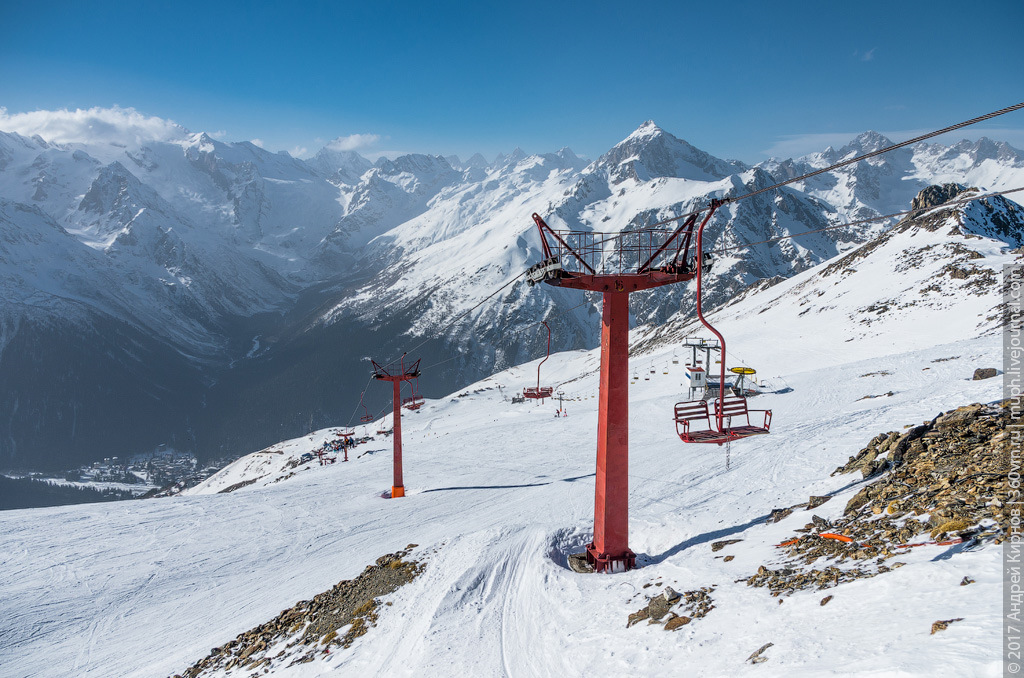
{"left": 1, "top": 0, "right": 1022, "bottom": 162}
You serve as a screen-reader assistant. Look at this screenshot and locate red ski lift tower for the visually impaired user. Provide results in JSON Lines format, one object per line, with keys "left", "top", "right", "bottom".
{"left": 336, "top": 429, "right": 354, "bottom": 462}
{"left": 523, "top": 321, "right": 554, "bottom": 400}
{"left": 371, "top": 354, "right": 421, "bottom": 498}
{"left": 526, "top": 199, "right": 728, "bottom": 572}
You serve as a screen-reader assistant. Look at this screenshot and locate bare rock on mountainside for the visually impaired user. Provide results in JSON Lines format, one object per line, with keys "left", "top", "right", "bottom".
{"left": 174, "top": 546, "right": 424, "bottom": 677}
{"left": 746, "top": 400, "right": 1012, "bottom": 597}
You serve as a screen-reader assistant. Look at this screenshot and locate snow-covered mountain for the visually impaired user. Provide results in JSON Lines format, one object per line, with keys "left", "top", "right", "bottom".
{"left": 0, "top": 175, "right": 1013, "bottom": 676}
{"left": 1, "top": 113, "right": 1022, "bottom": 471}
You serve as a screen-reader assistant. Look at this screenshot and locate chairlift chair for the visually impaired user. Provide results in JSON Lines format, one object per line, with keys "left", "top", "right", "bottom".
{"left": 674, "top": 200, "right": 772, "bottom": 446}
{"left": 523, "top": 321, "right": 555, "bottom": 400}
{"left": 358, "top": 391, "right": 373, "bottom": 423}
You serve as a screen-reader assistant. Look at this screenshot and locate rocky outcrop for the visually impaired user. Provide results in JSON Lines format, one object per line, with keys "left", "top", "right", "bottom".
{"left": 745, "top": 401, "right": 1011, "bottom": 597}
{"left": 172, "top": 546, "right": 424, "bottom": 677}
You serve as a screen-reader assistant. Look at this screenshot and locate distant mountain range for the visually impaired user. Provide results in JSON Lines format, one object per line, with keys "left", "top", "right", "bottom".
{"left": 1, "top": 116, "right": 1022, "bottom": 469}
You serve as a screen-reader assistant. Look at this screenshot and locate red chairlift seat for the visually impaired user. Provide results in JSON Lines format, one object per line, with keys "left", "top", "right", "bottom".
{"left": 715, "top": 396, "right": 771, "bottom": 438}
{"left": 674, "top": 400, "right": 734, "bottom": 445}
{"left": 523, "top": 386, "right": 554, "bottom": 399}
{"left": 402, "top": 395, "right": 424, "bottom": 410}
{"left": 523, "top": 321, "right": 554, "bottom": 400}
{"left": 672, "top": 197, "right": 774, "bottom": 448}
{"left": 674, "top": 396, "right": 772, "bottom": 445}
{"left": 358, "top": 391, "right": 374, "bottom": 422}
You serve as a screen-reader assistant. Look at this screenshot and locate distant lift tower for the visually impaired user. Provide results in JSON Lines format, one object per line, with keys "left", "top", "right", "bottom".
{"left": 525, "top": 199, "right": 728, "bottom": 572}
{"left": 371, "top": 354, "right": 421, "bottom": 498}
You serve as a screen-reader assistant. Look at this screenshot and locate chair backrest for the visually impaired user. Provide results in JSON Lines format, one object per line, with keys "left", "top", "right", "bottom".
{"left": 716, "top": 396, "right": 749, "bottom": 419}
{"left": 674, "top": 400, "right": 710, "bottom": 422}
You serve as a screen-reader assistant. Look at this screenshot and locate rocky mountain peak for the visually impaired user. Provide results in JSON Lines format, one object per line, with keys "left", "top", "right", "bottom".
{"left": 596, "top": 121, "right": 744, "bottom": 184}
{"left": 911, "top": 183, "right": 968, "bottom": 211}
{"left": 841, "top": 131, "right": 895, "bottom": 156}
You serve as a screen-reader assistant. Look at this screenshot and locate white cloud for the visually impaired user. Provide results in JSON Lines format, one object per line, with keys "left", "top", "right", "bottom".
{"left": 251, "top": 138, "right": 265, "bottom": 148}
{"left": 0, "top": 105, "right": 189, "bottom": 146}
{"left": 290, "top": 145, "right": 309, "bottom": 158}
{"left": 326, "top": 133, "right": 381, "bottom": 152}
{"left": 861, "top": 48, "right": 876, "bottom": 62}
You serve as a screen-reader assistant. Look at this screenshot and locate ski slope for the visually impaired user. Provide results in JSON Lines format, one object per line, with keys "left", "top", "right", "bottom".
{"left": 0, "top": 198, "right": 1013, "bottom": 677}
{"left": 0, "top": 338, "right": 1005, "bottom": 678}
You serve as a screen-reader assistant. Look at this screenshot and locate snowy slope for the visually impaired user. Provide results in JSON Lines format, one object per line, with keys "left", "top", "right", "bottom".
{"left": 0, "top": 195, "right": 1013, "bottom": 676}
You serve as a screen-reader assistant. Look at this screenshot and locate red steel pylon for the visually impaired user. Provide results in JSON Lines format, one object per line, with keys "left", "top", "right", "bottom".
{"left": 371, "top": 354, "right": 421, "bottom": 498}
{"left": 526, "top": 199, "right": 727, "bottom": 572}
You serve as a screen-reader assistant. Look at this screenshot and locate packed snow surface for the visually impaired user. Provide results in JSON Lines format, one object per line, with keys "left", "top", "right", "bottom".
{"left": 0, "top": 302, "right": 1005, "bottom": 676}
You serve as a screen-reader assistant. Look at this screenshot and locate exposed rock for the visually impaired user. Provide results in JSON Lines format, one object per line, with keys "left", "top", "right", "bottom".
{"left": 972, "top": 368, "right": 997, "bottom": 380}
{"left": 750, "top": 401, "right": 1011, "bottom": 597}
{"left": 807, "top": 495, "right": 831, "bottom": 510}
{"left": 747, "top": 642, "right": 773, "bottom": 664}
{"left": 711, "top": 539, "right": 743, "bottom": 552}
{"left": 768, "top": 508, "right": 793, "bottom": 524}
{"left": 664, "top": 615, "right": 691, "bottom": 631}
{"left": 567, "top": 553, "right": 594, "bottom": 573}
{"left": 960, "top": 576, "right": 976, "bottom": 586}
{"left": 173, "top": 547, "right": 425, "bottom": 676}
{"left": 820, "top": 595, "right": 833, "bottom": 606}
{"left": 931, "top": 618, "right": 964, "bottom": 634}
{"left": 626, "top": 608, "right": 649, "bottom": 628}
{"left": 629, "top": 586, "right": 715, "bottom": 631}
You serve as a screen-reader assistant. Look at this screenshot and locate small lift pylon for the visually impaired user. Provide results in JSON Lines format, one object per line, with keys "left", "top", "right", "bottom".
{"left": 372, "top": 353, "right": 421, "bottom": 498}
{"left": 336, "top": 429, "right": 354, "bottom": 462}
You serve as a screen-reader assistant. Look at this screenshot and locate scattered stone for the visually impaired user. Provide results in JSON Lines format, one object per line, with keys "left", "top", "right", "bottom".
{"left": 767, "top": 507, "right": 793, "bottom": 524}
{"left": 711, "top": 539, "right": 743, "bottom": 552}
{"left": 960, "top": 576, "right": 976, "bottom": 586}
{"left": 747, "top": 642, "right": 773, "bottom": 664}
{"left": 972, "top": 368, "right": 997, "bottom": 380}
{"left": 174, "top": 547, "right": 425, "bottom": 676}
{"left": 807, "top": 495, "right": 831, "bottom": 510}
{"left": 723, "top": 555, "right": 735, "bottom": 562}
{"left": 820, "top": 595, "right": 833, "bottom": 606}
{"left": 626, "top": 608, "right": 649, "bottom": 628}
{"left": 931, "top": 618, "right": 964, "bottom": 634}
{"left": 628, "top": 586, "right": 716, "bottom": 631}
{"left": 567, "top": 553, "right": 594, "bottom": 574}
{"left": 664, "top": 615, "right": 691, "bottom": 631}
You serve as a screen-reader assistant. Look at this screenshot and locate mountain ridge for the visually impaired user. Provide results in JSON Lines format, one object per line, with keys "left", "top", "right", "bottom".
{"left": 1, "top": 115, "right": 1022, "bottom": 469}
